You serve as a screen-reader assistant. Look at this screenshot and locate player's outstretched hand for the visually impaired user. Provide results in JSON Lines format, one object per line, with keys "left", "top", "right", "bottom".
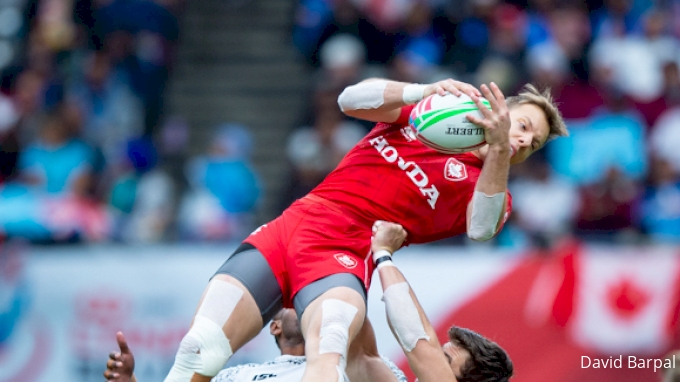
{"left": 466, "top": 82, "right": 510, "bottom": 149}
{"left": 371, "top": 220, "right": 407, "bottom": 254}
{"left": 424, "top": 78, "right": 481, "bottom": 99}
{"left": 104, "top": 332, "right": 136, "bottom": 382}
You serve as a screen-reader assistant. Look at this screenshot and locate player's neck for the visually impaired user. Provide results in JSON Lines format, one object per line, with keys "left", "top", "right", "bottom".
{"left": 280, "top": 342, "right": 305, "bottom": 356}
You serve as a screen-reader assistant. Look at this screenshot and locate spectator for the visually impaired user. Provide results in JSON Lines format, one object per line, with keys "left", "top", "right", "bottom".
{"left": 16, "top": 104, "right": 93, "bottom": 196}
{"left": 590, "top": 0, "right": 646, "bottom": 39}
{"left": 575, "top": 166, "right": 642, "bottom": 241}
{"left": 476, "top": 4, "right": 530, "bottom": 93}
{"left": 177, "top": 124, "right": 261, "bottom": 241}
{"left": 109, "top": 136, "right": 174, "bottom": 243}
{"left": 509, "top": 154, "right": 580, "bottom": 248}
{"left": 67, "top": 50, "right": 144, "bottom": 168}
{"left": 530, "top": 2, "right": 598, "bottom": 119}
{"left": 640, "top": 157, "right": 680, "bottom": 243}
{"left": 317, "top": 33, "right": 371, "bottom": 90}
{"left": 650, "top": 106, "right": 680, "bottom": 173}
{"left": 548, "top": 83, "right": 648, "bottom": 185}
{"left": 281, "top": 87, "right": 365, "bottom": 210}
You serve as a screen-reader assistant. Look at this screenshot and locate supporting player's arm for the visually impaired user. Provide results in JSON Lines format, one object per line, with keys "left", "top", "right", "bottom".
{"left": 465, "top": 83, "right": 511, "bottom": 241}
{"left": 338, "top": 78, "right": 481, "bottom": 124}
{"left": 347, "top": 317, "right": 405, "bottom": 382}
{"left": 371, "top": 221, "right": 457, "bottom": 382}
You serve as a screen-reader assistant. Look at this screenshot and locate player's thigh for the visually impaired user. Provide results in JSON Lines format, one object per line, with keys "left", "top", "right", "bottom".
{"left": 296, "top": 274, "right": 367, "bottom": 359}
{"left": 200, "top": 243, "right": 284, "bottom": 351}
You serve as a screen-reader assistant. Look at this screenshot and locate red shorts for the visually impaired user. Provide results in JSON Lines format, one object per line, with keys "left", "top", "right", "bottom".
{"left": 244, "top": 195, "right": 375, "bottom": 308}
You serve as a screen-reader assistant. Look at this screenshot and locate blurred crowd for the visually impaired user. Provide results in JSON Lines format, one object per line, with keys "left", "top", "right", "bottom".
{"left": 2, "top": 0, "right": 680, "bottom": 248}
{"left": 287, "top": 0, "right": 680, "bottom": 248}
{"left": 0, "top": 0, "right": 262, "bottom": 243}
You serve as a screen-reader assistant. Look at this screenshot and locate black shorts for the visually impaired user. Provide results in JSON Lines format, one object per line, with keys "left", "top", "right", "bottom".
{"left": 214, "top": 243, "right": 367, "bottom": 326}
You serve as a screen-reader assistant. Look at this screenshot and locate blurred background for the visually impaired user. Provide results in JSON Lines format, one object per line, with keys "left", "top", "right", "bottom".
{"left": 0, "top": 0, "right": 679, "bottom": 381}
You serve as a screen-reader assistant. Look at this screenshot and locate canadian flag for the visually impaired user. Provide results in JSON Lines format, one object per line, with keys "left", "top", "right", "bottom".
{"left": 562, "top": 246, "right": 680, "bottom": 355}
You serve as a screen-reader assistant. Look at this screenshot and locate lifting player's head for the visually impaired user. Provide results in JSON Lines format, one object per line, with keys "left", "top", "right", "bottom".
{"left": 270, "top": 308, "right": 305, "bottom": 353}
{"left": 490, "top": 84, "right": 568, "bottom": 165}
{"left": 444, "top": 326, "right": 513, "bottom": 382}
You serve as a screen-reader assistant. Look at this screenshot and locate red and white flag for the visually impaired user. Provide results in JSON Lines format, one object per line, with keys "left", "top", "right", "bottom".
{"left": 566, "top": 246, "right": 680, "bottom": 355}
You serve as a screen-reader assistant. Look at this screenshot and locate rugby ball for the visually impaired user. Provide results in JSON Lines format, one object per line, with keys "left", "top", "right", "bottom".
{"left": 409, "top": 93, "right": 490, "bottom": 153}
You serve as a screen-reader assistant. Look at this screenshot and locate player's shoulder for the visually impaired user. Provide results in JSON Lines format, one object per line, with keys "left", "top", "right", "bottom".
{"left": 380, "top": 355, "right": 409, "bottom": 382}
{"left": 212, "top": 357, "right": 306, "bottom": 382}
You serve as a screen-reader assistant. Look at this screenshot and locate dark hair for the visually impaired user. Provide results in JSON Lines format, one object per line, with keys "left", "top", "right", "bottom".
{"left": 448, "top": 326, "right": 513, "bottom": 382}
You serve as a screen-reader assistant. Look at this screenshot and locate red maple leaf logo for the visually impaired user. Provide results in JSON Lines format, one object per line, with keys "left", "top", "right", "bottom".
{"left": 606, "top": 278, "right": 651, "bottom": 320}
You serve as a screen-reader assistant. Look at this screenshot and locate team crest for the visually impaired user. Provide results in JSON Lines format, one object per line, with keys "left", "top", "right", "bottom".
{"left": 334, "top": 253, "right": 358, "bottom": 269}
{"left": 444, "top": 158, "right": 468, "bottom": 181}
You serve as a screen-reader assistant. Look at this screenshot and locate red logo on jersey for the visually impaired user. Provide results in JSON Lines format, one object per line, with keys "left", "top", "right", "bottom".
{"left": 334, "top": 253, "right": 358, "bottom": 269}
{"left": 444, "top": 158, "right": 468, "bottom": 181}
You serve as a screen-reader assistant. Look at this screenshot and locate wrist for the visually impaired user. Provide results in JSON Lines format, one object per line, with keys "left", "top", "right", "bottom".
{"left": 376, "top": 256, "right": 395, "bottom": 269}
{"left": 487, "top": 143, "right": 512, "bottom": 156}
{"left": 372, "top": 249, "right": 392, "bottom": 265}
{"left": 402, "top": 84, "right": 427, "bottom": 104}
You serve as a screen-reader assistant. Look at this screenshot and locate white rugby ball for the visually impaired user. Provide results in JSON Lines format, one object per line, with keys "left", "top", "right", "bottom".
{"left": 409, "top": 93, "right": 490, "bottom": 153}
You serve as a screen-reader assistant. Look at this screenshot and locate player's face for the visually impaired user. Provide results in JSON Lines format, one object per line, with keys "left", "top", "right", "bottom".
{"left": 442, "top": 341, "right": 471, "bottom": 379}
{"left": 507, "top": 103, "right": 550, "bottom": 164}
{"left": 279, "top": 308, "right": 304, "bottom": 341}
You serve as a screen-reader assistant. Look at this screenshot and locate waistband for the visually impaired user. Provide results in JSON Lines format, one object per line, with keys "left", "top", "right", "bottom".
{"left": 298, "top": 194, "right": 369, "bottom": 225}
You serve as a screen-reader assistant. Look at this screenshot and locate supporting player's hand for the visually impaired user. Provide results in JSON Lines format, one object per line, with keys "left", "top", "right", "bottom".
{"left": 104, "top": 332, "right": 136, "bottom": 382}
{"left": 466, "top": 82, "right": 511, "bottom": 150}
{"left": 371, "top": 221, "right": 407, "bottom": 254}
{"left": 424, "top": 79, "right": 481, "bottom": 98}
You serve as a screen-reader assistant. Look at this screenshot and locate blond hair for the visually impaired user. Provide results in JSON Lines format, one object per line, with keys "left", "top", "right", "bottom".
{"left": 506, "top": 84, "right": 568, "bottom": 142}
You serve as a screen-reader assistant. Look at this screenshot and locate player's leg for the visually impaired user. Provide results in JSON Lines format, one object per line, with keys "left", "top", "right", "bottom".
{"left": 165, "top": 244, "right": 283, "bottom": 382}
{"left": 294, "top": 274, "right": 367, "bottom": 382}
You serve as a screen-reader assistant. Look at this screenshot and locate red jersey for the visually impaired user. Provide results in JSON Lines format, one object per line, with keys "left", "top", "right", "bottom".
{"left": 308, "top": 105, "right": 512, "bottom": 243}
{"left": 245, "top": 105, "right": 513, "bottom": 305}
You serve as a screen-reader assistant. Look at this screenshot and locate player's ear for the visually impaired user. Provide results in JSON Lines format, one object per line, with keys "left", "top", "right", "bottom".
{"left": 270, "top": 319, "right": 282, "bottom": 336}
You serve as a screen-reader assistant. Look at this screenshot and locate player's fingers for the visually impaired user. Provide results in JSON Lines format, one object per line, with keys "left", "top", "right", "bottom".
{"left": 103, "top": 370, "right": 119, "bottom": 380}
{"left": 116, "top": 332, "right": 130, "bottom": 354}
{"left": 470, "top": 95, "right": 493, "bottom": 119}
{"left": 436, "top": 85, "right": 447, "bottom": 96}
{"left": 441, "top": 80, "right": 462, "bottom": 96}
{"left": 457, "top": 81, "right": 481, "bottom": 98}
{"left": 489, "top": 82, "right": 507, "bottom": 110}
{"left": 479, "top": 84, "right": 499, "bottom": 112}
{"left": 466, "top": 114, "right": 488, "bottom": 128}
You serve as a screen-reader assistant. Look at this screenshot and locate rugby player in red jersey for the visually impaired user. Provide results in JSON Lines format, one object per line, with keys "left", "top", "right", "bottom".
{"left": 162, "top": 79, "right": 567, "bottom": 382}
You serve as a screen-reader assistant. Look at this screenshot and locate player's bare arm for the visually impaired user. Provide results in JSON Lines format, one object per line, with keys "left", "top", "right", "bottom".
{"left": 338, "top": 78, "right": 482, "bottom": 124}
{"left": 104, "top": 332, "right": 137, "bottom": 382}
{"left": 465, "top": 83, "right": 511, "bottom": 241}
{"left": 371, "top": 221, "right": 457, "bottom": 382}
{"left": 346, "top": 317, "right": 401, "bottom": 382}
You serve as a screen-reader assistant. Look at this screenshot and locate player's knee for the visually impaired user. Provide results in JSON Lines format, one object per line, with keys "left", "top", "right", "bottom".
{"left": 165, "top": 280, "right": 244, "bottom": 381}
{"left": 165, "top": 320, "right": 233, "bottom": 382}
{"left": 318, "top": 299, "right": 359, "bottom": 361}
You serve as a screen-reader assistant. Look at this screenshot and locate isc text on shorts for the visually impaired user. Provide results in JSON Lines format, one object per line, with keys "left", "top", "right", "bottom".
{"left": 581, "top": 354, "right": 675, "bottom": 372}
